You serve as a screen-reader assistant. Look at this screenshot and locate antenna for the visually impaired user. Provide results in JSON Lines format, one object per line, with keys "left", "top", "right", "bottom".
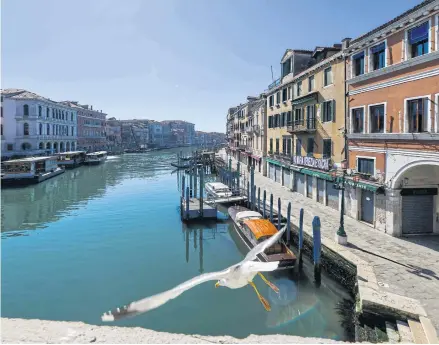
{"left": 270, "top": 66, "right": 274, "bottom": 81}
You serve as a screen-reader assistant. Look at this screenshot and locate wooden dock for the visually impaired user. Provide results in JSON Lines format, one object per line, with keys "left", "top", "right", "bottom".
{"left": 205, "top": 195, "right": 247, "bottom": 205}
{"left": 181, "top": 197, "right": 217, "bottom": 221}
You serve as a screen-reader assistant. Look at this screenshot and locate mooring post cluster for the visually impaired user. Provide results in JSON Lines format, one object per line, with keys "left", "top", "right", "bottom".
{"left": 312, "top": 215, "right": 322, "bottom": 287}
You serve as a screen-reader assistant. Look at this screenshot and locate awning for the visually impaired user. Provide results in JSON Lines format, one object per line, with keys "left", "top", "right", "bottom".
{"left": 345, "top": 178, "right": 384, "bottom": 193}
{"left": 299, "top": 168, "right": 334, "bottom": 181}
{"left": 266, "top": 157, "right": 290, "bottom": 169}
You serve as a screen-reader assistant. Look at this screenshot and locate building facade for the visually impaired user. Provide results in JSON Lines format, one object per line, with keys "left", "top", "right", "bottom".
{"left": 1, "top": 89, "right": 78, "bottom": 158}
{"left": 105, "top": 117, "right": 122, "bottom": 151}
{"left": 120, "top": 120, "right": 149, "bottom": 149}
{"left": 344, "top": 0, "right": 439, "bottom": 236}
{"left": 148, "top": 121, "right": 164, "bottom": 148}
{"left": 63, "top": 102, "right": 107, "bottom": 152}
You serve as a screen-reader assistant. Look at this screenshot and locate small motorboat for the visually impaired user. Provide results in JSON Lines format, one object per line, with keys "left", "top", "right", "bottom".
{"left": 84, "top": 151, "right": 107, "bottom": 165}
{"left": 228, "top": 206, "right": 296, "bottom": 270}
{"left": 205, "top": 182, "right": 233, "bottom": 198}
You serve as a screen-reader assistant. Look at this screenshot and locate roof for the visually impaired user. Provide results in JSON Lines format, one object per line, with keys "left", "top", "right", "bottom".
{"left": 206, "top": 182, "right": 229, "bottom": 190}
{"left": 86, "top": 151, "right": 107, "bottom": 156}
{"left": 2, "top": 156, "right": 55, "bottom": 163}
{"left": 55, "top": 151, "right": 85, "bottom": 155}
{"left": 235, "top": 211, "right": 262, "bottom": 222}
{"left": 350, "top": 0, "right": 437, "bottom": 45}
{"left": 243, "top": 219, "right": 279, "bottom": 240}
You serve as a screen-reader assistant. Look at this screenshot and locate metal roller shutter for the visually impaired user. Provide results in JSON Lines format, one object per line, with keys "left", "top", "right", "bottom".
{"left": 317, "top": 178, "right": 325, "bottom": 204}
{"left": 275, "top": 166, "right": 282, "bottom": 183}
{"left": 282, "top": 168, "right": 290, "bottom": 188}
{"left": 402, "top": 195, "right": 434, "bottom": 234}
{"left": 360, "top": 190, "right": 374, "bottom": 224}
{"left": 306, "top": 175, "right": 313, "bottom": 198}
{"left": 294, "top": 173, "right": 305, "bottom": 195}
{"left": 326, "top": 182, "right": 339, "bottom": 210}
{"left": 269, "top": 163, "right": 275, "bottom": 180}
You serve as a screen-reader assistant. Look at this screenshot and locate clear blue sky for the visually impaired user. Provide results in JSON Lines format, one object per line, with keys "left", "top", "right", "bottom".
{"left": 2, "top": 0, "right": 421, "bottom": 132}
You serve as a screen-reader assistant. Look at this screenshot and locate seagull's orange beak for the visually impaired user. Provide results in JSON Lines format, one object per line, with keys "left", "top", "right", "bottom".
{"left": 215, "top": 282, "right": 220, "bottom": 288}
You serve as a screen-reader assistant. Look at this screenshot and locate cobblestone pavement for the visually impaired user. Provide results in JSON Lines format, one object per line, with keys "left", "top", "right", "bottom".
{"left": 224, "top": 154, "right": 439, "bottom": 331}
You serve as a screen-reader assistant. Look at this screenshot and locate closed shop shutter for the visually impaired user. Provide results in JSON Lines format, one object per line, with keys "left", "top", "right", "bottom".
{"left": 326, "top": 181, "right": 339, "bottom": 210}
{"left": 294, "top": 173, "right": 305, "bottom": 195}
{"left": 269, "top": 163, "right": 275, "bottom": 180}
{"left": 402, "top": 195, "right": 434, "bottom": 234}
{"left": 282, "top": 168, "right": 290, "bottom": 188}
{"left": 317, "top": 178, "right": 325, "bottom": 204}
{"left": 306, "top": 175, "right": 313, "bottom": 198}
{"left": 275, "top": 166, "right": 282, "bottom": 183}
{"left": 360, "top": 190, "right": 374, "bottom": 224}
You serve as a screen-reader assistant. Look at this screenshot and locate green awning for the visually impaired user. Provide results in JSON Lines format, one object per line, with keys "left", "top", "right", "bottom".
{"left": 299, "top": 168, "right": 333, "bottom": 181}
{"left": 345, "top": 179, "right": 384, "bottom": 192}
{"left": 266, "top": 158, "right": 290, "bottom": 169}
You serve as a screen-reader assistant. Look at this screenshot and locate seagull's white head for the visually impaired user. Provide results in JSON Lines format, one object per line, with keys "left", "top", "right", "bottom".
{"left": 215, "top": 279, "right": 227, "bottom": 288}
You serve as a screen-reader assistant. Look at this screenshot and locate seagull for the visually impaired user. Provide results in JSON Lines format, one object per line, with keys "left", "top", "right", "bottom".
{"left": 101, "top": 225, "right": 287, "bottom": 321}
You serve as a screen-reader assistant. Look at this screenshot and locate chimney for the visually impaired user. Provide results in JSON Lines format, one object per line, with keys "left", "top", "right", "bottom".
{"left": 341, "top": 38, "right": 351, "bottom": 50}
{"left": 91, "top": 105, "right": 93, "bottom": 110}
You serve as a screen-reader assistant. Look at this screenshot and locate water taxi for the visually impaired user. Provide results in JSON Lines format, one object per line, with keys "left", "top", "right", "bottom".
{"left": 84, "top": 151, "right": 107, "bottom": 165}
{"left": 205, "top": 182, "right": 233, "bottom": 198}
{"left": 55, "top": 151, "right": 86, "bottom": 169}
{"left": 1, "top": 156, "right": 65, "bottom": 186}
{"left": 228, "top": 206, "right": 296, "bottom": 270}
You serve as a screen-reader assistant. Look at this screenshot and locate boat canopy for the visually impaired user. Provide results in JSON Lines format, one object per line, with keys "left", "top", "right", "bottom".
{"left": 243, "top": 219, "right": 278, "bottom": 240}
{"left": 235, "top": 211, "right": 262, "bottom": 222}
{"left": 207, "top": 182, "right": 230, "bottom": 191}
{"left": 86, "top": 151, "right": 107, "bottom": 156}
{"left": 2, "top": 156, "right": 55, "bottom": 164}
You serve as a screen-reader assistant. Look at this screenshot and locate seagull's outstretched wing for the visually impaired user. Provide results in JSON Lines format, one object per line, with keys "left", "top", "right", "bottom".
{"left": 243, "top": 225, "right": 287, "bottom": 262}
{"left": 101, "top": 267, "right": 232, "bottom": 322}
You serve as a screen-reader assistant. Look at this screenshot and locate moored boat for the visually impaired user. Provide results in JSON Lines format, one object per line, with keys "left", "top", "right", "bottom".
{"left": 1, "top": 156, "right": 65, "bottom": 186}
{"left": 228, "top": 206, "right": 296, "bottom": 270}
{"left": 84, "top": 151, "right": 107, "bottom": 165}
{"left": 205, "top": 182, "right": 232, "bottom": 198}
{"left": 55, "top": 151, "right": 86, "bottom": 169}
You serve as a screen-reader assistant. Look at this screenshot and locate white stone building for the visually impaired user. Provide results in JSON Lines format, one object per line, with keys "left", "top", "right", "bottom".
{"left": 1, "top": 89, "right": 77, "bottom": 158}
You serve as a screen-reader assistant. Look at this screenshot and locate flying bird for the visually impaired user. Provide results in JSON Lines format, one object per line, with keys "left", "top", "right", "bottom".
{"left": 101, "top": 225, "right": 287, "bottom": 321}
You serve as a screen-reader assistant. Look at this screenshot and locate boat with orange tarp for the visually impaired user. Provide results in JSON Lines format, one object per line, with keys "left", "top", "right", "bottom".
{"left": 228, "top": 206, "right": 296, "bottom": 270}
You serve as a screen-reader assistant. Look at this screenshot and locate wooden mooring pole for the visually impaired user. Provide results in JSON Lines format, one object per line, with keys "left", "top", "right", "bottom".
{"left": 299, "top": 208, "right": 304, "bottom": 271}
{"left": 257, "top": 187, "right": 261, "bottom": 213}
{"left": 247, "top": 181, "right": 250, "bottom": 208}
{"left": 194, "top": 168, "right": 198, "bottom": 198}
{"left": 252, "top": 185, "right": 256, "bottom": 211}
{"left": 312, "top": 216, "right": 322, "bottom": 287}
{"left": 270, "top": 194, "right": 273, "bottom": 223}
{"left": 263, "top": 190, "right": 266, "bottom": 218}
{"left": 287, "top": 202, "right": 291, "bottom": 245}
{"left": 199, "top": 168, "right": 204, "bottom": 216}
{"left": 277, "top": 197, "right": 281, "bottom": 230}
{"left": 186, "top": 186, "right": 190, "bottom": 220}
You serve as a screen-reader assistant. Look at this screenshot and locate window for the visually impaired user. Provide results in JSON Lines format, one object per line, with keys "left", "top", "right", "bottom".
{"left": 281, "top": 112, "right": 286, "bottom": 127}
{"left": 52, "top": 109, "right": 55, "bottom": 118}
{"left": 294, "top": 108, "right": 303, "bottom": 126}
{"left": 268, "top": 115, "right": 272, "bottom": 128}
{"left": 287, "top": 111, "right": 292, "bottom": 126}
{"left": 269, "top": 138, "right": 273, "bottom": 153}
{"left": 408, "top": 21, "right": 429, "bottom": 58}
{"left": 62, "top": 111, "right": 64, "bottom": 120}
{"left": 288, "top": 86, "right": 292, "bottom": 100}
{"left": 308, "top": 76, "right": 315, "bottom": 92}
{"left": 306, "top": 105, "right": 316, "bottom": 129}
{"left": 23, "top": 122, "right": 29, "bottom": 135}
{"left": 39, "top": 123, "right": 43, "bottom": 135}
{"left": 351, "top": 108, "right": 364, "bottom": 133}
{"left": 47, "top": 108, "right": 50, "bottom": 118}
{"left": 269, "top": 96, "right": 274, "bottom": 107}
{"left": 7, "top": 144, "right": 13, "bottom": 151}
{"left": 71, "top": 126, "right": 74, "bottom": 136}
{"left": 1, "top": 124, "right": 2, "bottom": 136}
{"left": 324, "top": 67, "right": 332, "bottom": 86}
{"left": 71, "top": 112, "right": 74, "bottom": 121}
{"left": 370, "top": 104, "right": 385, "bottom": 133}
{"left": 353, "top": 51, "right": 365, "bottom": 76}
{"left": 38, "top": 105, "right": 42, "bottom": 117}
{"left": 323, "top": 139, "right": 331, "bottom": 158}
{"left": 23, "top": 104, "right": 29, "bottom": 116}
{"left": 47, "top": 124, "right": 50, "bottom": 135}
{"left": 282, "top": 138, "right": 287, "bottom": 154}
{"left": 370, "top": 42, "right": 386, "bottom": 70}
{"left": 286, "top": 138, "right": 292, "bottom": 154}
{"left": 282, "top": 88, "right": 288, "bottom": 102}
{"left": 276, "top": 92, "right": 280, "bottom": 105}
{"left": 297, "top": 81, "right": 302, "bottom": 97}
{"left": 322, "top": 100, "right": 334, "bottom": 122}
{"left": 307, "top": 138, "right": 314, "bottom": 157}
{"left": 282, "top": 58, "right": 291, "bottom": 78}
{"left": 407, "top": 98, "right": 428, "bottom": 133}
{"left": 358, "top": 158, "right": 374, "bottom": 175}
{"left": 295, "top": 139, "right": 301, "bottom": 156}
{"left": 275, "top": 138, "right": 279, "bottom": 153}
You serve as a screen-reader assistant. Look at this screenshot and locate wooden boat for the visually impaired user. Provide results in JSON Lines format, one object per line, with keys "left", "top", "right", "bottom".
{"left": 1, "top": 156, "right": 65, "bottom": 186}
{"left": 55, "top": 151, "right": 86, "bottom": 169}
{"left": 84, "top": 151, "right": 107, "bottom": 165}
{"left": 205, "top": 182, "right": 232, "bottom": 198}
{"left": 228, "top": 206, "right": 296, "bottom": 270}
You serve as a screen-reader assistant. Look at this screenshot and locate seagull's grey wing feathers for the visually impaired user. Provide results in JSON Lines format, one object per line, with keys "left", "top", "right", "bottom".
{"left": 101, "top": 267, "right": 232, "bottom": 322}
{"left": 243, "top": 225, "right": 287, "bottom": 262}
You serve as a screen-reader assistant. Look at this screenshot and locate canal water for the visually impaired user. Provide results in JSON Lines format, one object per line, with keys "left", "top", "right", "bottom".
{"left": 2, "top": 148, "right": 353, "bottom": 340}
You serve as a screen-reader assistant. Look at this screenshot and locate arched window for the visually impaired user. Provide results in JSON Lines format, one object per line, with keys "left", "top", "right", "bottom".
{"left": 71, "top": 126, "right": 74, "bottom": 136}
{"left": 23, "top": 122, "right": 29, "bottom": 135}
{"left": 1, "top": 124, "right": 3, "bottom": 136}
{"left": 21, "top": 143, "right": 31, "bottom": 150}
{"left": 71, "top": 142, "right": 75, "bottom": 150}
{"left": 46, "top": 107, "right": 50, "bottom": 118}
{"left": 61, "top": 111, "right": 64, "bottom": 120}
{"left": 38, "top": 105, "right": 42, "bottom": 117}
{"left": 56, "top": 109, "right": 59, "bottom": 119}
{"left": 71, "top": 112, "right": 74, "bottom": 121}
{"left": 53, "top": 124, "right": 55, "bottom": 135}
{"left": 47, "top": 123, "right": 50, "bottom": 135}
{"left": 39, "top": 142, "right": 44, "bottom": 150}
{"left": 52, "top": 108, "right": 55, "bottom": 118}
{"left": 23, "top": 104, "right": 29, "bottom": 116}
{"left": 46, "top": 142, "right": 52, "bottom": 149}
{"left": 39, "top": 123, "right": 43, "bottom": 135}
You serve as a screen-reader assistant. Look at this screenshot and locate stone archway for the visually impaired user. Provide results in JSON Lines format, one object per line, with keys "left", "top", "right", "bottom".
{"left": 66, "top": 142, "right": 71, "bottom": 151}
{"left": 21, "top": 142, "right": 31, "bottom": 150}
{"left": 53, "top": 142, "right": 58, "bottom": 153}
{"left": 71, "top": 142, "right": 76, "bottom": 151}
{"left": 39, "top": 142, "right": 44, "bottom": 150}
{"left": 46, "top": 142, "right": 52, "bottom": 150}
{"left": 60, "top": 142, "right": 65, "bottom": 152}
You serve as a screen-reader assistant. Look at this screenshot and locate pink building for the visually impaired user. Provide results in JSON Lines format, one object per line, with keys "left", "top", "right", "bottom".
{"left": 62, "top": 101, "right": 107, "bottom": 152}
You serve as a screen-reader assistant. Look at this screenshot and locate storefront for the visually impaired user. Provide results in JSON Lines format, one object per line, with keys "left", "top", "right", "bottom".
{"left": 282, "top": 167, "right": 291, "bottom": 188}
{"left": 326, "top": 181, "right": 339, "bottom": 210}
{"left": 266, "top": 158, "right": 291, "bottom": 186}
{"left": 294, "top": 172, "right": 305, "bottom": 195}
{"left": 317, "top": 178, "right": 325, "bottom": 204}
{"left": 275, "top": 165, "right": 281, "bottom": 184}
{"left": 306, "top": 175, "right": 313, "bottom": 198}
{"left": 401, "top": 188, "right": 437, "bottom": 235}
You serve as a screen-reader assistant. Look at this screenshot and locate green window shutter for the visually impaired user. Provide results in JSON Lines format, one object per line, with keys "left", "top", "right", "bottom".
{"left": 331, "top": 100, "right": 335, "bottom": 122}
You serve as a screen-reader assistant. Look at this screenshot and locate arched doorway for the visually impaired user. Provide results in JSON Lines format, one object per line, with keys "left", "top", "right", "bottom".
{"left": 21, "top": 142, "right": 31, "bottom": 150}
{"left": 39, "top": 142, "right": 44, "bottom": 150}
{"left": 71, "top": 142, "right": 76, "bottom": 151}
{"left": 53, "top": 142, "right": 58, "bottom": 153}
{"left": 46, "top": 142, "right": 52, "bottom": 150}
{"left": 390, "top": 160, "right": 439, "bottom": 236}
{"left": 60, "top": 142, "right": 65, "bottom": 152}
{"left": 66, "top": 142, "right": 71, "bottom": 151}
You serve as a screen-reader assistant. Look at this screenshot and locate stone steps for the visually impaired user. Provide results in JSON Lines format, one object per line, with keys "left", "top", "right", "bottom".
{"left": 393, "top": 317, "right": 439, "bottom": 344}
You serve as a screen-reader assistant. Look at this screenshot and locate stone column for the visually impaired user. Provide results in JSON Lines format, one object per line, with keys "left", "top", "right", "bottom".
{"left": 385, "top": 188, "right": 402, "bottom": 237}
{"left": 312, "top": 176, "right": 318, "bottom": 202}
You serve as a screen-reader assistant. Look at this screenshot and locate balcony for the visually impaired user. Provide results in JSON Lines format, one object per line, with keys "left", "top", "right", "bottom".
{"left": 287, "top": 117, "right": 317, "bottom": 133}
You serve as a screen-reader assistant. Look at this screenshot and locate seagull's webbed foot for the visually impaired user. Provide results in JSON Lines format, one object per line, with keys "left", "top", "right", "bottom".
{"left": 258, "top": 272, "right": 279, "bottom": 294}
{"left": 249, "top": 281, "right": 271, "bottom": 312}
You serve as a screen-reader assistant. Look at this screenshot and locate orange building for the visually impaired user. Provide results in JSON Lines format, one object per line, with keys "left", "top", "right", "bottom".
{"left": 343, "top": 0, "right": 439, "bottom": 236}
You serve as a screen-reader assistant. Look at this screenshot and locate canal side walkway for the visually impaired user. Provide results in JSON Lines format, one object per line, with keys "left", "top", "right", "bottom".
{"left": 224, "top": 153, "right": 439, "bottom": 332}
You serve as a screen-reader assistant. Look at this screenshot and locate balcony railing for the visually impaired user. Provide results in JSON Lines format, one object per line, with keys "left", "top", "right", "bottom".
{"left": 268, "top": 78, "right": 281, "bottom": 90}
{"left": 287, "top": 117, "right": 317, "bottom": 133}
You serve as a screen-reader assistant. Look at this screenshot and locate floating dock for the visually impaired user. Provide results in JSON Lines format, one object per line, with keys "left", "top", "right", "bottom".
{"left": 181, "top": 197, "right": 217, "bottom": 221}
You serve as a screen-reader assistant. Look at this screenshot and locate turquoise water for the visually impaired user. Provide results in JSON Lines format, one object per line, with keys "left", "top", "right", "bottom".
{"left": 2, "top": 149, "right": 352, "bottom": 340}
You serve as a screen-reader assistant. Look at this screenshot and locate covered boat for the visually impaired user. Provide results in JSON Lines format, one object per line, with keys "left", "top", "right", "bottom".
{"left": 228, "top": 206, "right": 296, "bottom": 270}
{"left": 205, "top": 182, "right": 232, "bottom": 198}
{"left": 84, "top": 151, "right": 107, "bottom": 165}
{"left": 55, "top": 151, "right": 86, "bottom": 168}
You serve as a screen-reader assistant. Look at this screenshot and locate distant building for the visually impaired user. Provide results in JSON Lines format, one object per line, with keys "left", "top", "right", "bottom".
{"left": 1, "top": 89, "right": 78, "bottom": 158}
{"left": 148, "top": 121, "right": 164, "bottom": 148}
{"left": 120, "top": 120, "right": 149, "bottom": 149}
{"left": 161, "top": 120, "right": 195, "bottom": 146}
{"left": 62, "top": 101, "right": 107, "bottom": 152}
{"left": 105, "top": 117, "right": 122, "bottom": 150}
